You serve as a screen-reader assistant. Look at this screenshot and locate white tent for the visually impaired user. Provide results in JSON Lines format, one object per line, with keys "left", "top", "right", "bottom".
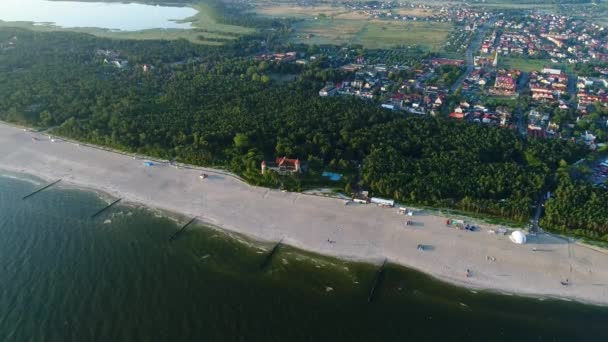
{"left": 509, "top": 230, "right": 527, "bottom": 244}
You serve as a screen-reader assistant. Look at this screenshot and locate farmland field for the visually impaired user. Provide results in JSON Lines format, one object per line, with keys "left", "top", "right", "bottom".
{"left": 254, "top": 2, "right": 436, "bottom": 19}
{"left": 357, "top": 21, "right": 451, "bottom": 50}
{"left": 254, "top": 0, "right": 452, "bottom": 49}
{"left": 290, "top": 19, "right": 452, "bottom": 50}
{"left": 254, "top": 3, "right": 352, "bottom": 19}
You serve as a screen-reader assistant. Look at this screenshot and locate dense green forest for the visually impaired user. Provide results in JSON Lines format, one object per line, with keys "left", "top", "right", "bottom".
{"left": 0, "top": 26, "right": 604, "bottom": 238}
{"left": 542, "top": 175, "right": 608, "bottom": 241}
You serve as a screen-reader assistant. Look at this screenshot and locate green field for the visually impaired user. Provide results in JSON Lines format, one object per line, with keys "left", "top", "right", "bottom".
{"left": 290, "top": 19, "right": 452, "bottom": 50}
{"left": 499, "top": 56, "right": 566, "bottom": 72}
{"left": 0, "top": 2, "right": 253, "bottom": 44}
{"left": 186, "top": 3, "right": 253, "bottom": 36}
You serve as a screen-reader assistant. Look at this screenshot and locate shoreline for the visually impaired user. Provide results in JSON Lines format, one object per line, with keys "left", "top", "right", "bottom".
{"left": 1, "top": 171, "right": 592, "bottom": 308}
{"left": 2, "top": 121, "right": 608, "bottom": 306}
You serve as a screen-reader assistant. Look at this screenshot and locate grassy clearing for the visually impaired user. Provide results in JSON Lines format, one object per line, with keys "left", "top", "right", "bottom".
{"left": 290, "top": 19, "right": 364, "bottom": 46}
{"left": 499, "top": 57, "right": 549, "bottom": 72}
{"left": 393, "top": 8, "right": 435, "bottom": 17}
{"left": 254, "top": 0, "right": 450, "bottom": 49}
{"left": 187, "top": 2, "right": 253, "bottom": 36}
{"left": 254, "top": 3, "right": 350, "bottom": 19}
{"left": 440, "top": 51, "right": 466, "bottom": 59}
{"left": 0, "top": 2, "right": 253, "bottom": 45}
{"left": 586, "top": 2, "right": 608, "bottom": 26}
{"left": 254, "top": 3, "right": 378, "bottom": 21}
{"left": 332, "top": 12, "right": 374, "bottom": 20}
{"left": 499, "top": 56, "right": 562, "bottom": 72}
{"left": 357, "top": 21, "right": 451, "bottom": 50}
{"left": 290, "top": 19, "right": 451, "bottom": 50}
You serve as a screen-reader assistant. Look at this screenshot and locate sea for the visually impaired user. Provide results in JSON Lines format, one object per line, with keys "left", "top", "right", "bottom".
{"left": 1, "top": 172, "right": 607, "bottom": 342}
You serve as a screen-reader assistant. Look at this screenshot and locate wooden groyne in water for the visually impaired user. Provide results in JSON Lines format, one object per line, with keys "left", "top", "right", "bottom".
{"left": 22, "top": 179, "right": 61, "bottom": 200}
{"left": 168, "top": 217, "right": 197, "bottom": 242}
{"left": 91, "top": 198, "right": 122, "bottom": 218}
{"left": 260, "top": 239, "right": 283, "bottom": 269}
{"left": 367, "top": 258, "right": 388, "bottom": 303}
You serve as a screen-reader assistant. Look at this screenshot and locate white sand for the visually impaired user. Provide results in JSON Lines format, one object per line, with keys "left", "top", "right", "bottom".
{"left": 2, "top": 122, "right": 608, "bottom": 305}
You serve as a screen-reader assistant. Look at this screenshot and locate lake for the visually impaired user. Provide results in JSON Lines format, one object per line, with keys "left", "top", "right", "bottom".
{"left": 0, "top": 0, "right": 198, "bottom": 31}
{"left": 0, "top": 172, "right": 607, "bottom": 341}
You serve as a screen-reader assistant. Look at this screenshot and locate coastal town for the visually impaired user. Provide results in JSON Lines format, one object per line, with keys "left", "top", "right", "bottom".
{"left": 72, "top": 0, "right": 608, "bottom": 150}
{"left": 4, "top": 0, "right": 608, "bottom": 340}
{"left": 245, "top": 7, "right": 608, "bottom": 149}
{"left": 88, "top": 3, "right": 608, "bottom": 155}
{"left": 58, "top": 2, "right": 608, "bottom": 198}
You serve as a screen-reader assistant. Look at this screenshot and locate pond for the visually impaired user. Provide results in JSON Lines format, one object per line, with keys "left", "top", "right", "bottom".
{"left": 0, "top": 0, "right": 198, "bottom": 31}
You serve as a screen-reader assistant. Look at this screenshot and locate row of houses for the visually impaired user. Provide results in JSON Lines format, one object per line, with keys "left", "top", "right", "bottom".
{"left": 461, "top": 61, "right": 520, "bottom": 97}
{"left": 485, "top": 13, "right": 608, "bottom": 64}
{"left": 254, "top": 51, "right": 297, "bottom": 63}
{"left": 449, "top": 102, "right": 512, "bottom": 128}
{"left": 318, "top": 59, "right": 458, "bottom": 116}
{"left": 489, "top": 69, "right": 519, "bottom": 97}
{"left": 529, "top": 68, "right": 569, "bottom": 102}
{"left": 577, "top": 77, "right": 608, "bottom": 115}
{"left": 343, "top": 2, "right": 490, "bottom": 25}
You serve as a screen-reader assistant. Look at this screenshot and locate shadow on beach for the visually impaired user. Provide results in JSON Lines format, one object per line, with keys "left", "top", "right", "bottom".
{"left": 527, "top": 234, "right": 569, "bottom": 246}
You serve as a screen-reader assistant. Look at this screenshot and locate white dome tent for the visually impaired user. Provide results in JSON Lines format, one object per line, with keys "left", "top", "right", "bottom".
{"left": 509, "top": 230, "right": 527, "bottom": 244}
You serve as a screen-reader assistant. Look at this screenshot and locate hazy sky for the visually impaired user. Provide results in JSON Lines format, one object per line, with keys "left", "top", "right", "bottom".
{"left": 0, "top": 0, "right": 197, "bottom": 31}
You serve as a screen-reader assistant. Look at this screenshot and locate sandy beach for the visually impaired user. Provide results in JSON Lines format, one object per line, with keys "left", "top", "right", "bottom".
{"left": 1, "top": 121, "right": 608, "bottom": 305}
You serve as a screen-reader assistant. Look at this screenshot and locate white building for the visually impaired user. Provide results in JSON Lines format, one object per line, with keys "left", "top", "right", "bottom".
{"left": 370, "top": 197, "right": 395, "bottom": 207}
{"left": 319, "top": 85, "right": 337, "bottom": 97}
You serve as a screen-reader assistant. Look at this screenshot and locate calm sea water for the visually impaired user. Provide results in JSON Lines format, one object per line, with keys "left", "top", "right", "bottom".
{"left": 0, "top": 173, "right": 607, "bottom": 342}
{"left": 0, "top": 0, "right": 197, "bottom": 31}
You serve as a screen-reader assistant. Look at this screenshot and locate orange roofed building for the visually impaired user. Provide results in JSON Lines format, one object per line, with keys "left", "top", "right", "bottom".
{"left": 261, "top": 157, "right": 302, "bottom": 175}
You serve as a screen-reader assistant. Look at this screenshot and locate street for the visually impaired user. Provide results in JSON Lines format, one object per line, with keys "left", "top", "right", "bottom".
{"left": 450, "top": 17, "right": 497, "bottom": 93}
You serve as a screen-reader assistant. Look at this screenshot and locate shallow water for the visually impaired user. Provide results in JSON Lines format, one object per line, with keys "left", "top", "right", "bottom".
{"left": 0, "top": 0, "right": 197, "bottom": 31}
{"left": 0, "top": 173, "right": 607, "bottom": 341}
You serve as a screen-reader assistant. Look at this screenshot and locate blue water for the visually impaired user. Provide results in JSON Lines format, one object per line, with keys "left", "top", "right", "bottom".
{"left": 322, "top": 171, "right": 343, "bottom": 181}
{"left": 0, "top": 0, "right": 198, "bottom": 31}
{"left": 0, "top": 172, "right": 607, "bottom": 341}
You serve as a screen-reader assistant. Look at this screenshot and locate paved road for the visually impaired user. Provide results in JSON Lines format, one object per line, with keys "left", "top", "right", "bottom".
{"left": 450, "top": 17, "right": 497, "bottom": 93}
{"left": 531, "top": 193, "right": 548, "bottom": 233}
{"left": 567, "top": 72, "right": 577, "bottom": 104}
{"left": 510, "top": 72, "right": 548, "bottom": 231}
{"left": 515, "top": 72, "right": 529, "bottom": 136}
{"left": 415, "top": 70, "right": 434, "bottom": 90}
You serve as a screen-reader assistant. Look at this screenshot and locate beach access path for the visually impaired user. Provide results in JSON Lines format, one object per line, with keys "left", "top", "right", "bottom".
{"left": 1, "top": 121, "right": 608, "bottom": 305}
